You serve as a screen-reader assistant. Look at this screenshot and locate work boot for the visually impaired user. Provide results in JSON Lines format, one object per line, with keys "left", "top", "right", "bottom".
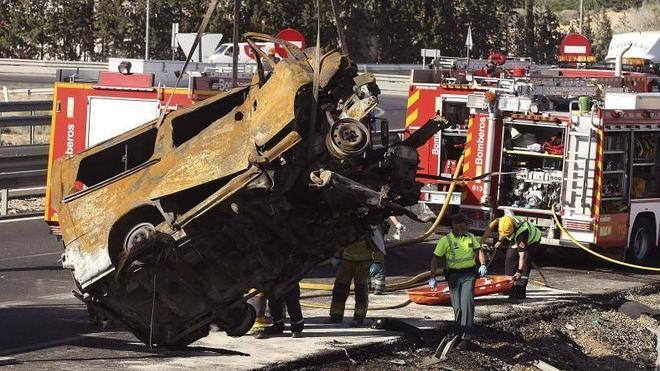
{"left": 327, "top": 316, "right": 343, "bottom": 324}
{"left": 350, "top": 318, "right": 364, "bottom": 327}
{"left": 290, "top": 319, "right": 304, "bottom": 338}
{"left": 508, "top": 285, "right": 526, "bottom": 300}
{"left": 263, "top": 321, "right": 284, "bottom": 335}
{"left": 454, "top": 339, "right": 471, "bottom": 351}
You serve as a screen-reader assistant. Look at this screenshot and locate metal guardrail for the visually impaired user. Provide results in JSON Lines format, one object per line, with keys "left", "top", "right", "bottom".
{"left": 373, "top": 73, "right": 410, "bottom": 93}
{"left": 0, "top": 58, "right": 107, "bottom": 70}
{"left": 0, "top": 100, "right": 52, "bottom": 216}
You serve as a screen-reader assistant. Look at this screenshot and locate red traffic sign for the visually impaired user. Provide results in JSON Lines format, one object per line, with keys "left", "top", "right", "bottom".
{"left": 275, "top": 28, "right": 306, "bottom": 58}
{"left": 559, "top": 33, "right": 591, "bottom": 56}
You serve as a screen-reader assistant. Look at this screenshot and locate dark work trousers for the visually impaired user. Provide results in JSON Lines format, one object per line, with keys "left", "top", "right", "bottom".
{"left": 504, "top": 243, "right": 538, "bottom": 288}
{"left": 330, "top": 260, "right": 370, "bottom": 321}
{"left": 446, "top": 270, "right": 477, "bottom": 340}
{"left": 269, "top": 284, "right": 304, "bottom": 331}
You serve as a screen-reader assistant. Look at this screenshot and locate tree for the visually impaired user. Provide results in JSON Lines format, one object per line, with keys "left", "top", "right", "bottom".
{"left": 45, "top": 0, "right": 96, "bottom": 60}
{"left": 591, "top": 7, "right": 612, "bottom": 60}
{"left": 525, "top": 0, "right": 535, "bottom": 59}
{"left": 2, "top": 0, "right": 50, "bottom": 59}
{"left": 534, "top": 4, "right": 562, "bottom": 64}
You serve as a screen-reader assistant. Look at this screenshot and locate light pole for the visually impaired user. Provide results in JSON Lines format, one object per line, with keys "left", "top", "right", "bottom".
{"left": 579, "top": 0, "right": 583, "bottom": 34}
{"left": 145, "top": 0, "right": 150, "bottom": 60}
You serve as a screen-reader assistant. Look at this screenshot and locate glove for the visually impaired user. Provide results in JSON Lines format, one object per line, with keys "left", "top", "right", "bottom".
{"left": 369, "top": 263, "right": 383, "bottom": 278}
{"left": 478, "top": 264, "right": 488, "bottom": 277}
{"left": 428, "top": 277, "right": 437, "bottom": 290}
{"left": 330, "top": 257, "right": 341, "bottom": 270}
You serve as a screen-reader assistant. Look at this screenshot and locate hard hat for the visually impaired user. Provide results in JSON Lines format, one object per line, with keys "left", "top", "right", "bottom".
{"left": 498, "top": 215, "right": 516, "bottom": 239}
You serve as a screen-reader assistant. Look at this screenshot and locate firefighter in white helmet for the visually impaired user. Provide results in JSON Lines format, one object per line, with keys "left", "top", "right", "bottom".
{"left": 480, "top": 215, "right": 542, "bottom": 299}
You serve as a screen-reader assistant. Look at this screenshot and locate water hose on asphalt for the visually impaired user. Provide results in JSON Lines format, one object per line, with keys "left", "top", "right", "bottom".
{"left": 551, "top": 205, "right": 660, "bottom": 272}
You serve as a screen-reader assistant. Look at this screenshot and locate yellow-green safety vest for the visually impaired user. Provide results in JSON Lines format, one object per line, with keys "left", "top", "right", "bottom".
{"left": 513, "top": 217, "right": 542, "bottom": 245}
{"left": 442, "top": 232, "right": 479, "bottom": 270}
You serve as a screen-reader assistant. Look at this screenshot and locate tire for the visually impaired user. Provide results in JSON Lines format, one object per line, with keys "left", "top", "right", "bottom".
{"left": 627, "top": 217, "right": 655, "bottom": 264}
{"left": 225, "top": 303, "right": 256, "bottom": 337}
{"left": 108, "top": 209, "right": 164, "bottom": 265}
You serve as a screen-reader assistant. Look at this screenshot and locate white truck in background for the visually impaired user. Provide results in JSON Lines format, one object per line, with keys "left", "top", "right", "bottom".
{"left": 208, "top": 42, "right": 275, "bottom": 64}
{"left": 605, "top": 31, "right": 660, "bottom": 66}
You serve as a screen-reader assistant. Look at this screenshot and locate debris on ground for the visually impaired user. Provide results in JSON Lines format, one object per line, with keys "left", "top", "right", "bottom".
{"left": 317, "top": 294, "right": 659, "bottom": 370}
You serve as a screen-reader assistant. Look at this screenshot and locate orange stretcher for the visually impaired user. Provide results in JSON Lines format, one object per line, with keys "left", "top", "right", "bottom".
{"left": 406, "top": 275, "right": 514, "bottom": 305}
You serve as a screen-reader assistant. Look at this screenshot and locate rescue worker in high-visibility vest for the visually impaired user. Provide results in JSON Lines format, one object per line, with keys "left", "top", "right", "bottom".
{"left": 429, "top": 213, "right": 488, "bottom": 350}
{"left": 329, "top": 236, "right": 375, "bottom": 327}
{"left": 481, "top": 215, "right": 542, "bottom": 299}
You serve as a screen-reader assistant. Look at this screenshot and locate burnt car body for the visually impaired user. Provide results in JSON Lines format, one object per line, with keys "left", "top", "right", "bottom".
{"left": 49, "top": 33, "right": 444, "bottom": 347}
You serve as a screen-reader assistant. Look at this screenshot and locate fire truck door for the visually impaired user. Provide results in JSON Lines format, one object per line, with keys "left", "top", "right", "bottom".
{"left": 87, "top": 97, "right": 161, "bottom": 147}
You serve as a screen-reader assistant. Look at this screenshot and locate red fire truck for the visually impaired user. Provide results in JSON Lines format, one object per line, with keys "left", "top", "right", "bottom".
{"left": 407, "top": 53, "right": 660, "bottom": 263}
{"left": 44, "top": 59, "right": 251, "bottom": 233}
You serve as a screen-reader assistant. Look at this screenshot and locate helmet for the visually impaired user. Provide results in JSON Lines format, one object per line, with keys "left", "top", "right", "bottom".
{"left": 498, "top": 215, "right": 516, "bottom": 239}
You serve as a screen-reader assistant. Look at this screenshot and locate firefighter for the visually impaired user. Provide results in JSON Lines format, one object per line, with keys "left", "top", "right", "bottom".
{"left": 370, "top": 250, "right": 386, "bottom": 295}
{"left": 262, "top": 283, "right": 304, "bottom": 338}
{"left": 482, "top": 215, "right": 542, "bottom": 299}
{"left": 429, "top": 213, "right": 488, "bottom": 350}
{"left": 329, "top": 236, "right": 375, "bottom": 327}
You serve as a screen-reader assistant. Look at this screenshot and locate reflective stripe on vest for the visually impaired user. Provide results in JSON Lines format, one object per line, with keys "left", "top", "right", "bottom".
{"left": 514, "top": 218, "right": 542, "bottom": 245}
{"left": 445, "top": 232, "right": 477, "bottom": 269}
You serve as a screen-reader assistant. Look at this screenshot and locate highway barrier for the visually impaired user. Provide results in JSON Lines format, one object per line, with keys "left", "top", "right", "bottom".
{"left": 0, "top": 100, "right": 51, "bottom": 216}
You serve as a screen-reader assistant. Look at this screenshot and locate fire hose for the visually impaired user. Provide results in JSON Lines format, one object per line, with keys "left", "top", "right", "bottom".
{"left": 551, "top": 205, "right": 660, "bottom": 272}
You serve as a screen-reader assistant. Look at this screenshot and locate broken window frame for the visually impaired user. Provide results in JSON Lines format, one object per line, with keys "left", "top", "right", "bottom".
{"left": 64, "top": 127, "right": 159, "bottom": 199}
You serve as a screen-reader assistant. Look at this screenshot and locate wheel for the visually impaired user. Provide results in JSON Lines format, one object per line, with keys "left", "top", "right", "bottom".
{"left": 225, "top": 303, "right": 256, "bottom": 337}
{"left": 627, "top": 218, "right": 655, "bottom": 264}
{"left": 108, "top": 208, "right": 164, "bottom": 265}
{"left": 123, "top": 222, "right": 157, "bottom": 254}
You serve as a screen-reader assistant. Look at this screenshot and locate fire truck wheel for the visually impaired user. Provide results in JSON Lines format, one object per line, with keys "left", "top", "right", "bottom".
{"left": 628, "top": 217, "right": 655, "bottom": 264}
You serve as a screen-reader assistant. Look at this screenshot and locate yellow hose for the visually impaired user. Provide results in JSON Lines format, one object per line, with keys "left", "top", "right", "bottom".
{"left": 300, "top": 299, "right": 412, "bottom": 310}
{"left": 551, "top": 205, "right": 660, "bottom": 272}
{"left": 387, "top": 154, "right": 465, "bottom": 249}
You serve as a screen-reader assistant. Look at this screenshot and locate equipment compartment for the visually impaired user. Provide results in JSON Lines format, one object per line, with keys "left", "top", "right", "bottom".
{"left": 498, "top": 119, "right": 567, "bottom": 213}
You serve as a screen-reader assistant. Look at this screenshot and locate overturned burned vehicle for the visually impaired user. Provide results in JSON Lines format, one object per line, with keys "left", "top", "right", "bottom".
{"left": 49, "top": 33, "right": 445, "bottom": 347}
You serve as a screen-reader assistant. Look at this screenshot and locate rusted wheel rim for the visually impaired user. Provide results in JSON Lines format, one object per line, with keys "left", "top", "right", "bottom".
{"left": 123, "top": 222, "right": 156, "bottom": 253}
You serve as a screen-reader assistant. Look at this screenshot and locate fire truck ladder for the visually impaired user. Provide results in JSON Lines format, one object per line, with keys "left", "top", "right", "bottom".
{"left": 563, "top": 109, "right": 599, "bottom": 217}
{"left": 529, "top": 77, "right": 601, "bottom": 98}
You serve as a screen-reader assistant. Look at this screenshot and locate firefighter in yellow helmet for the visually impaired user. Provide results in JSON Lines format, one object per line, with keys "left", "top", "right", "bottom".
{"left": 481, "top": 215, "right": 542, "bottom": 299}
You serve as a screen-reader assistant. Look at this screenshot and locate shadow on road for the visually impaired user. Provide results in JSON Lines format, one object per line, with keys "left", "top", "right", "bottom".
{"left": 0, "top": 265, "right": 62, "bottom": 273}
